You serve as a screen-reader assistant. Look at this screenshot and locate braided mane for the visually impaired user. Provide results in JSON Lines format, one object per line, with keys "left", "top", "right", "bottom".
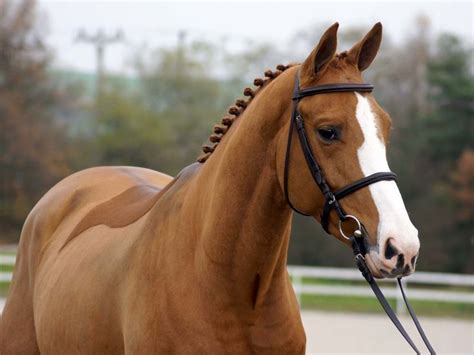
{"left": 197, "top": 63, "right": 295, "bottom": 163}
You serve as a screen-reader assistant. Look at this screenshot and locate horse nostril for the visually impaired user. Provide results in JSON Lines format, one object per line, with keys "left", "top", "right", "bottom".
{"left": 396, "top": 254, "right": 405, "bottom": 269}
{"left": 384, "top": 238, "right": 399, "bottom": 260}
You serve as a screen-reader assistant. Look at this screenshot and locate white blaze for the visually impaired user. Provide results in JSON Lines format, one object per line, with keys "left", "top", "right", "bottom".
{"left": 354, "top": 93, "right": 419, "bottom": 259}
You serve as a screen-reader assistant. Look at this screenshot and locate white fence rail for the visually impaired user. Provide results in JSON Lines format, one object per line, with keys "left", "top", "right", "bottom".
{"left": 288, "top": 265, "right": 474, "bottom": 314}
{"left": 0, "top": 256, "right": 16, "bottom": 282}
{"left": 1, "top": 257, "right": 473, "bottom": 314}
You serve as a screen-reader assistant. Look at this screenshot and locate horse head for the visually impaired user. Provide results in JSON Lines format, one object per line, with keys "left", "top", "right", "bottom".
{"left": 276, "top": 23, "right": 420, "bottom": 279}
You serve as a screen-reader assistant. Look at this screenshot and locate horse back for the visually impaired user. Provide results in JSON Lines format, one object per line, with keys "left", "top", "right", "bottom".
{"left": 29, "top": 166, "right": 172, "bottom": 253}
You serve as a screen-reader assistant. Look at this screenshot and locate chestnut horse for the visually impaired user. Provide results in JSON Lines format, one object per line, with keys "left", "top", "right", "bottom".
{"left": 1, "top": 23, "right": 420, "bottom": 354}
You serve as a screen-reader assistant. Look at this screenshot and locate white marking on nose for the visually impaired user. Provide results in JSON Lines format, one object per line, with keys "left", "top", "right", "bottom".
{"left": 354, "top": 93, "right": 419, "bottom": 259}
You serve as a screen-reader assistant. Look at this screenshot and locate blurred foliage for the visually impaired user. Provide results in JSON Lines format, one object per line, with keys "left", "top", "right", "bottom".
{"left": 414, "top": 33, "right": 474, "bottom": 273}
{"left": 424, "top": 34, "right": 473, "bottom": 162}
{"left": 95, "top": 87, "right": 169, "bottom": 169}
{"left": 133, "top": 42, "right": 225, "bottom": 173}
{"left": 0, "top": 2, "right": 472, "bottom": 273}
{"left": 0, "top": 0, "right": 79, "bottom": 240}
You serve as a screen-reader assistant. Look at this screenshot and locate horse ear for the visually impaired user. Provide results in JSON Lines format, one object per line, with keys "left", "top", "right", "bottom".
{"left": 301, "top": 22, "right": 339, "bottom": 77}
{"left": 348, "top": 22, "right": 383, "bottom": 72}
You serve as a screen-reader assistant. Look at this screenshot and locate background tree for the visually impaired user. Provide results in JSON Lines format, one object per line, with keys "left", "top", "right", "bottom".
{"left": 0, "top": 0, "right": 77, "bottom": 242}
{"left": 132, "top": 40, "right": 227, "bottom": 173}
{"left": 94, "top": 86, "right": 169, "bottom": 170}
{"left": 415, "top": 34, "right": 474, "bottom": 273}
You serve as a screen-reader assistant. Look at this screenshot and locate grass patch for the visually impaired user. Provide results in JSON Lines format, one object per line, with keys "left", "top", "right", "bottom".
{"left": 300, "top": 294, "right": 474, "bottom": 319}
{"left": 0, "top": 253, "right": 15, "bottom": 297}
{"left": 293, "top": 277, "right": 474, "bottom": 292}
{"left": 0, "top": 253, "right": 16, "bottom": 273}
{"left": 0, "top": 282, "right": 11, "bottom": 298}
{"left": 0, "top": 264, "right": 14, "bottom": 272}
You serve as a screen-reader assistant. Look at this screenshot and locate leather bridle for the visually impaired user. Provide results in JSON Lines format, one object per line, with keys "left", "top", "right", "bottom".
{"left": 284, "top": 70, "right": 436, "bottom": 355}
{"left": 284, "top": 73, "right": 397, "bottom": 235}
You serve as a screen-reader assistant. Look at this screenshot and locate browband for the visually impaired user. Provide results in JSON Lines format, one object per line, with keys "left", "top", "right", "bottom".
{"left": 293, "top": 83, "right": 374, "bottom": 100}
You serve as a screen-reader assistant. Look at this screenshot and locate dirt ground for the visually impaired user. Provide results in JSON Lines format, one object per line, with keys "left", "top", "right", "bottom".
{"left": 301, "top": 310, "right": 473, "bottom": 354}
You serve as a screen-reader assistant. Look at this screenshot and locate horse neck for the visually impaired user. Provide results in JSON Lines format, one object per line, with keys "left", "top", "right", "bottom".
{"left": 191, "top": 67, "right": 297, "bottom": 308}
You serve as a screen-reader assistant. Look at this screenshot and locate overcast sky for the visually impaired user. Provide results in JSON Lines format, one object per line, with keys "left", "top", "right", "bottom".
{"left": 39, "top": 0, "right": 473, "bottom": 74}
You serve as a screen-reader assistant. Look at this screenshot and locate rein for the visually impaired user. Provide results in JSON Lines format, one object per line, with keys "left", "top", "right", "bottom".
{"left": 284, "top": 71, "right": 436, "bottom": 354}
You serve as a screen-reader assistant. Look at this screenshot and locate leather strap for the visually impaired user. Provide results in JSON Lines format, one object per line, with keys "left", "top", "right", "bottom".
{"left": 321, "top": 172, "right": 397, "bottom": 231}
{"left": 352, "top": 237, "right": 436, "bottom": 354}
{"left": 333, "top": 171, "right": 397, "bottom": 200}
{"left": 367, "top": 276, "right": 422, "bottom": 354}
{"left": 293, "top": 83, "right": 374, "bottom": 99}
{"left": 398, "top": 278, "right": 436, "bottom": 354}
{"left": 294, "top": 114, "right": 345, "bottom": 220}
{"left": 283, "top": 74, "right": 311, "bottom": 216}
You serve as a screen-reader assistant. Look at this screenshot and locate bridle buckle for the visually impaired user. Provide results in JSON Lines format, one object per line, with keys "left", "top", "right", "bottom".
{"left": 327, "top": 194, "right": 336, "bottom": 205}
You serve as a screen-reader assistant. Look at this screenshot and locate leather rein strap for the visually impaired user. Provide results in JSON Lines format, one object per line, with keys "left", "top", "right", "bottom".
{"left": 284, "top": 71, "right": 436, "bottom": 354}
{"left": 352, "top": 236, "right": 436, "bottom": 354}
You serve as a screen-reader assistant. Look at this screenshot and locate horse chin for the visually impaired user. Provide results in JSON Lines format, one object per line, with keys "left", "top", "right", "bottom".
{"left": 364, "top": 252, "right": 386, "bottom": 279}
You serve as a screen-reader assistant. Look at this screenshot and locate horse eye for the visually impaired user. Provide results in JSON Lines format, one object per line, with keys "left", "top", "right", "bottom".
{"left": 317, "top": 127, "right": 340, "bottom": 143}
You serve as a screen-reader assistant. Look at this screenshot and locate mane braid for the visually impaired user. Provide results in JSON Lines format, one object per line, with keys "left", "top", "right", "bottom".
{"left": 197, "top": 63, "right": 294, "bottom": 163}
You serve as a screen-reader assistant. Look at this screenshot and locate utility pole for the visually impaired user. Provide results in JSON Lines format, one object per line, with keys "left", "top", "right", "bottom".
{"left": 75, "top": 29, "right": 124, "bottom": 98}
{"left": 413, "top": 15, "right": 430, "bottom": 115}
{"left": 176, "top": 30, "right": 187, "bottom": 78}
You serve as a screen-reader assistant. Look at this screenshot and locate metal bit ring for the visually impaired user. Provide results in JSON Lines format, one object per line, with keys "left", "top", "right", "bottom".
{"left": 338, "top": 215, "right": 362, "bottom": 241}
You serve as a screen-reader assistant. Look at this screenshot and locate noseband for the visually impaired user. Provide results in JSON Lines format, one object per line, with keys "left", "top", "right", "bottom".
{"left": 284, "top": 71, "right": 435, "bottom": 355}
